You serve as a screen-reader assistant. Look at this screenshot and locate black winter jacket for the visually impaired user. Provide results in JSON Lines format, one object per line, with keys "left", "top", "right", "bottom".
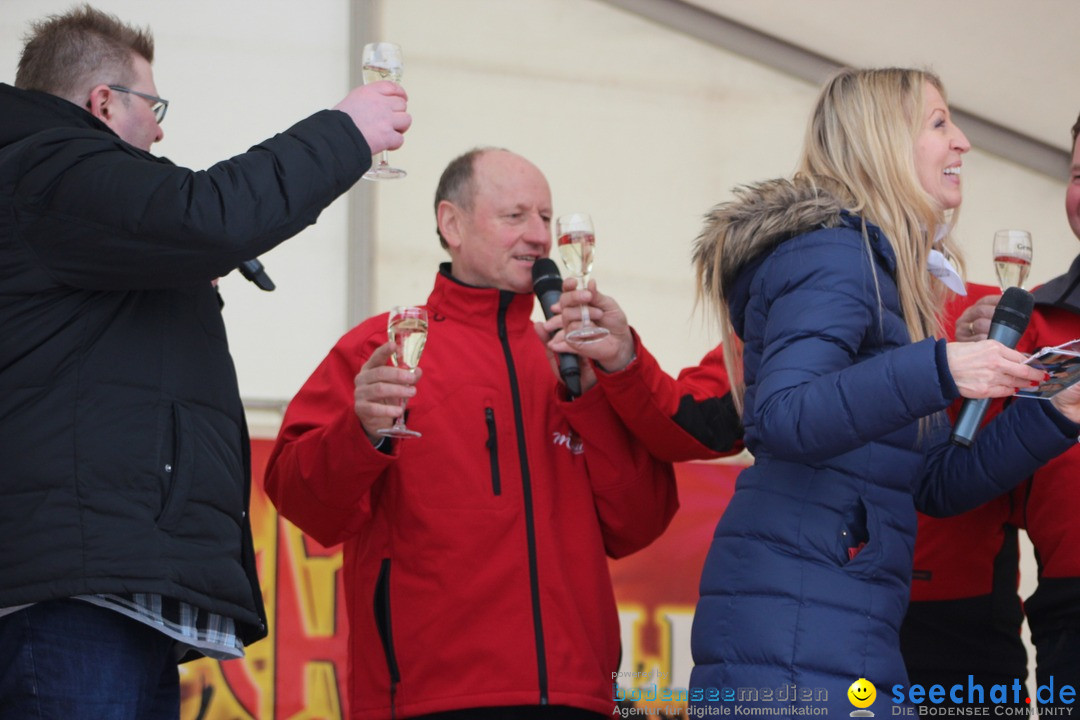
{"left": 0, "top": 83, "right": 371, "bottom": 645}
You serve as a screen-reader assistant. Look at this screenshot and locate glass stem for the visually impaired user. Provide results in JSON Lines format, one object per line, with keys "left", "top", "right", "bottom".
{"left": 579, "top": 275, "right": 592, "bottom": 327}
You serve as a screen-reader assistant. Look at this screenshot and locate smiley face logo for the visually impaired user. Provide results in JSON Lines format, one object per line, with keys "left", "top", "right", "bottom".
{"left": 847, "top": 678, "right": 876, "bottom": 708}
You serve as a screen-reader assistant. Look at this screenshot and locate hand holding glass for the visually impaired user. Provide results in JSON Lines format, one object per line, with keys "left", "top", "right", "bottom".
{"left": 993, "top": 230, "right": 1032, "bottom": 290}
{"left": 557, "top": 213, "right": 609, "bottom": 343}
{"left": 378, "top": 306, "right": 427, "bottom": 439}
{"left": 362, "top": 42, "right": 406, "bottom": 180}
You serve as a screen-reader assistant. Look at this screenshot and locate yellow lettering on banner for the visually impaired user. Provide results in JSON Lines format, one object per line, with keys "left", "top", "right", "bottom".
{"left": 615, "top": 604, "right": 696, "bottom": 712}
{"left": 657, "top": 605, "right": 695, "bottom": 689}
{"left": 285, "top": 662, "right": 343, "bottom": 720}
{"left": 178, "top": 656, "right": 256, "bottom": 720}
{"left": 284, "top": 523, "right": 342, "bottom": 637}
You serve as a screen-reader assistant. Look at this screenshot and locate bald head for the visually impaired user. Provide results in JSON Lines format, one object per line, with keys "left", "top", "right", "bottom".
{"left": 436, "top": 149, "right": 553, "bottom": 293}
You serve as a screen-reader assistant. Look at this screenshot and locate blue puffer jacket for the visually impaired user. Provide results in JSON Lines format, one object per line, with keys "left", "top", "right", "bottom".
{"left": 689, "top": 179, "right": 1079, "bottom": 715}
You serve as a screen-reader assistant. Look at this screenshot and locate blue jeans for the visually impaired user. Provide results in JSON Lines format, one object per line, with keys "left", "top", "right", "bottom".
{"left": 0, "top": 599, "right": 179, "bottom": 720}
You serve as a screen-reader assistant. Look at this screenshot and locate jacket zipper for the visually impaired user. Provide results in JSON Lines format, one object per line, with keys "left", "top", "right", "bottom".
{"left": 496, "top": 291, "right": 548, "bottom": 705}
{"left": 485, "top": 407, "right": 501, "bottom": 496}
{"left": 374, "top": 558, "right": 401, "bottom": 718}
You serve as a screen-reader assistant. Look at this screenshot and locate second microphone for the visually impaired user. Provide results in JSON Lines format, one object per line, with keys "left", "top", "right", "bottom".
{"left": 532, "top": 258, "right": 583, "bottom": 399}
{"left": 950, "top": 286, "right": 1035, "bottom": 447}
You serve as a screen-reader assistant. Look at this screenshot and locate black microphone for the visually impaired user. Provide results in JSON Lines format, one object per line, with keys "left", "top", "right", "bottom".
{"left": 950, "top": 286, "right": 1035, "bottom": 447}
{"left": 238, "top": 258, "right": 275, "bottom": 291}
{"left": 532, "top": 258, "right": 582, "bottom": 398}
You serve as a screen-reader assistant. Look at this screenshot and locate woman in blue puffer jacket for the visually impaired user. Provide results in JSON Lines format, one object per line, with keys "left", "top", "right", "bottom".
{"left": 688, "top": 67, "right": 1080, "bottom": 715}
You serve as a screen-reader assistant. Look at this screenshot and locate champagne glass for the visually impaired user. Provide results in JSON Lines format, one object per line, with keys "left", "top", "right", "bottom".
{"left": 993, "top": 230, "right": 1032, "bottom": 290}
{"left": 378, "top": 306, "right": 428, "bottom": 439}
{"left": 556, "top": 212, "right": 609, "bottom": 343}
{"left": 361, "top": 42, "right": 406, "bottom": 180}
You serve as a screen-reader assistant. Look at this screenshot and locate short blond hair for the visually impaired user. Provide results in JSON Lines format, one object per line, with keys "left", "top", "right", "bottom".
{"left": 16, "top": 4, "right": 154, "bottom": 105}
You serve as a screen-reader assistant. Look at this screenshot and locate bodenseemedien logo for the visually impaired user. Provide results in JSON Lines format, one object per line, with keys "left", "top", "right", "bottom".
{"left": 848, "top": 678, "right": 876, "bottom": 717}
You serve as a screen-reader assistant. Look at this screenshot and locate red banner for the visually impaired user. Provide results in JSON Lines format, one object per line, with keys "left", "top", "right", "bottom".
{"left": 177, "top": 439, "right": 742, "bottom": 719}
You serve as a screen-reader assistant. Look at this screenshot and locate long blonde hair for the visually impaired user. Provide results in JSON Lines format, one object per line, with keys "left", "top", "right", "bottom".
{"left": 700, "top": 67, "right": 964, "bottom": 411}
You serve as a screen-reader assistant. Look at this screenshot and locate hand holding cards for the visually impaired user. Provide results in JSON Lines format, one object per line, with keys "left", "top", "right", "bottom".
{"left": 1016, "top": 339, "right": 1080, "bottom": 399}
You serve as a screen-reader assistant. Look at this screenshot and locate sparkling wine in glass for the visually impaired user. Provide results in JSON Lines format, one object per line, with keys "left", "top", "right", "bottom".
{"left": 556, "top": 212, "right": 609, "bottom": 343}
{"left": 993, "top": 229, "right": 1032, "bottom": 290}
{"left": 361, "top": 42, "right": 406, "bottom": 180}
{"left": 378, "top": 306, "right": 427, "bottom": 439}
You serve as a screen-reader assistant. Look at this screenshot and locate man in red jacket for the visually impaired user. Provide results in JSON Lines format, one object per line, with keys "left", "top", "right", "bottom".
{"left": 265, "top": 147, "right": 677, "bottom": 720}
{"left": 902, "top": 111, "right": 1080, "bottom": 713}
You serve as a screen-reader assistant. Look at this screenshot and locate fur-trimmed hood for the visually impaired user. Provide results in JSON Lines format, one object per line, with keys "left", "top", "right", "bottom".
{"left": 694, "top": 177, "right": 897, "bottom": 334}
{"left": 695, "top": 177, "right": 846, "bottom": 297}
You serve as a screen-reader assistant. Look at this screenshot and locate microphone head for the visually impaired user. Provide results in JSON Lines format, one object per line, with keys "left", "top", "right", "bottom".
{"left": 992, "top": 286, "right": 1034, "bottom": 334}
{"left": 532, "top": 257, "right": 562, "bottom": 296}
{"left": 238, "top": 258, "right": 276, "bottom": 291}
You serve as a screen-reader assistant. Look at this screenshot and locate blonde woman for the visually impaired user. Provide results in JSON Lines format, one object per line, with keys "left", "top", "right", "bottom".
{"left": 689, "top": 68, "right": 1080, "bottom": 714}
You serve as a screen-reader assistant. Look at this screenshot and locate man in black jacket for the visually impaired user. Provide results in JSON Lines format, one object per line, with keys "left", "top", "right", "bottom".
{"left": 0, "top": 5, "right": 409, "bottom": 719}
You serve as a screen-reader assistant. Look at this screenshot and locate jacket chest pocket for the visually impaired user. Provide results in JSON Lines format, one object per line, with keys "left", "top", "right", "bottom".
{"left": 485, "top": 407, "right": 501, "bottom": 496}
{"left": 399, "top": 393, "right": 517, "bottom": 511}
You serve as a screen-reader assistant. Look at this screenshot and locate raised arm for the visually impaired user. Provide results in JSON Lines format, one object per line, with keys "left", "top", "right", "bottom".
{"left": 18, "top": 110, "right": 372, "bottom": 289}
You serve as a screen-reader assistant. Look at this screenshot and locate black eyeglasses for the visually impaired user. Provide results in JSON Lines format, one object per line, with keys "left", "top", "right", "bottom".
{"left": 108, "top": 85, "right": 169, "bottom": 124}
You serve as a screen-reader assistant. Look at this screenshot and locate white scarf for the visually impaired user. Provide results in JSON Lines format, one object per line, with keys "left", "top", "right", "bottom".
{"left": 927, "top": 224, "right": 966, "bottom": 295}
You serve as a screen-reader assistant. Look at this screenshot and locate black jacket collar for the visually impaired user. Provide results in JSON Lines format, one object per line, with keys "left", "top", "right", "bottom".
{"left": 1032, "top": 254, "right": 1080, "bottom": 314}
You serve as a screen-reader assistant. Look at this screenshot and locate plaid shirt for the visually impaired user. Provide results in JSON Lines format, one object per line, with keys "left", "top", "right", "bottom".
{"left": 1, "top": 594, "right": 244, "bottom": 661}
